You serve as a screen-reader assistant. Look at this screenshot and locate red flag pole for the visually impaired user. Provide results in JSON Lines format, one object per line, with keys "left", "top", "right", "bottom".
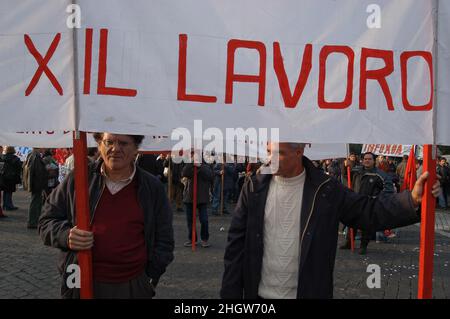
{"left": 192, "top": 164, "right": 198, "bottom": 252}
{"left": 347, "top": 165, "right": 355, "bottom": 252}
{"left": 418, "top": 145, "right": 436, "bottom": 299}
{"left": 73, "top": 131, "right": 93, "bottom": 299}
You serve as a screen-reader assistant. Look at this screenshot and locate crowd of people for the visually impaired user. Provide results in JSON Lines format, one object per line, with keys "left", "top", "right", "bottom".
{"left": 0, "top": 139, "right": 445, "bottom": 299}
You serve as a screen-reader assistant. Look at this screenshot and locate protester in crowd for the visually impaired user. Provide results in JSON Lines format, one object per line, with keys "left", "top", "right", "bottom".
{"left": 377, "top": 155, "right": 389, "bottom": 173}
{"left": 437, "top": 157, "right": 450, "bottom": 209}
{"left": 387, "top": 157, "right": 397, "bottom": 175}
{"left": 0, "top": 146, "right": 22, "bottom": 211}
{"left": 23, "top": 148, "right": 48, "bottom": 229}
{"left": 182, "top": 153, "right": 214, "bottom": 247}
{"left": 38, "top": 133, "right": 174, "bottom": 298}
{"left": 221, "top": 142, "right": 440, "bottom": 299}
{"left": 340, "top": 152, "right": 393, "bottom": 254}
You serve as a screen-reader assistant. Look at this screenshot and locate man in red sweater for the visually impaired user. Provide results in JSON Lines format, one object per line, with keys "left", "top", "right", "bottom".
{"left": 39, "top": 133, "right": 174, "bottom": 299}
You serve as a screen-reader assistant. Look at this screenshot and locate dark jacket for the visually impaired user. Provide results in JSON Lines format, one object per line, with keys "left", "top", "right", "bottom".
{"left": 182, "top": 163, "right": 213, "bottom": 204}
{"left": 352, "top": 167, "right": 394, "bottom": 195}
{"left": 0, "top": 153, "right": 22, "bottom": 192}
{"left": 221, "top": 157, "right": 419, "bottom": 299}
{"left": 437, "top": 164, "right": 450, "bottom": 187}
{"left": 136, "top": 154, "right": 160, "bottom": 176}
{"left": 38, "top": 160, "right": 174, "bottom": 299}
{"left": 24, "top": 151, "right": 48, "bottom": 193}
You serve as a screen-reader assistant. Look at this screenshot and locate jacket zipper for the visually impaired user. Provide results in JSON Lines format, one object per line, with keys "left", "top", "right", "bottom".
{"left": 300, "top": 178, "right": 331, "bottom": 253}
{"left": 89, "top": 179, "right": 105, "bottom": 225}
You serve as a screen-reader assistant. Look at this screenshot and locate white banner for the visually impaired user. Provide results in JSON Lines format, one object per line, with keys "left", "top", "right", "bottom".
{"left": 1, "top": 1, "right": 449, "bottom": 144}
{"left": 361, "top": 144, "right": 424, "bottom": 158}
{"left": 76, "top": 0, "right": 436, "bottom": 144}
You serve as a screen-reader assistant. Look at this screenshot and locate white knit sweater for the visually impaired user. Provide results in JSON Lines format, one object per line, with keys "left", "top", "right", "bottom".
{"left": 258, "top": 170, "right": 306, "bottom": 299}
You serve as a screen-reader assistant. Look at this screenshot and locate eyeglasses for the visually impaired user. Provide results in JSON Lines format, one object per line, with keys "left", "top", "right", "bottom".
{"left": 101, "top": 139, "right": 133, "bottom": 149}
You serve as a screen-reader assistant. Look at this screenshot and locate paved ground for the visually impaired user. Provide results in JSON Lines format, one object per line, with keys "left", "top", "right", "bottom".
{"left": 0, "top": 189, "right": 449, "bottom": 299}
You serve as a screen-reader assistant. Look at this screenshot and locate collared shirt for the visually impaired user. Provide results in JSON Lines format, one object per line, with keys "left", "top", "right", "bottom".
{"left": 101, "top": 163, "right": 137, "bottom": 195}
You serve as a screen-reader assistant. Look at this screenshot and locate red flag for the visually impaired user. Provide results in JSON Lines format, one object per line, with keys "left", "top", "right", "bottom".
{"left": 401, "top": 146, "right": 417, "bottom": 191}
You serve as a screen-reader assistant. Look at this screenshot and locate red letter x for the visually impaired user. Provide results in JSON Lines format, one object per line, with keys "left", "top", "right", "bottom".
{"left": 24, "top": 33, "right": 63, "bottom": 96}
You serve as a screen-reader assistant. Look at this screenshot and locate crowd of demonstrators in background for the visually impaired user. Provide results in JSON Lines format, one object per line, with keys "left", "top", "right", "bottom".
{"left": 0, "top": 146, "right": 22, "bottom": 215}
{"left": 39, "top": 133, "right": 174, "bottom": 299}
{"left": 437, "top": 157, "right": 450, "bottom": 209}
{"left": 221, "top": 142, "right": 441, "bottom": 299}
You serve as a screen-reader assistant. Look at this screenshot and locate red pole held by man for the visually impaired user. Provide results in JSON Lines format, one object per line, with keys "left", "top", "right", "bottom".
{"left": 418, "top": 145, "right": 436, "bottom": 299}
{"left": 73, "top": 131, "right": 93, "bottom": 299}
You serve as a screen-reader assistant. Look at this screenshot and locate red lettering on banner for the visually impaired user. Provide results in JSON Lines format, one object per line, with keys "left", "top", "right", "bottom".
{"left": 24, "top": 33, "right": 63, "bottom": 96}
{"left": 83, "top": 28, "right": 93, "bottom": 95}
{"left": 273, "top": 43, "right": 312, "bottom": 108}
{"left": 396, "top": 145, "right": 403, "bottom": 155}
{"left": 359, "top": 48, "right": 394, "bottom": 110}
{"left": 385, "top": 144, "right": 392, "bottom": 155}
{"left": 401, "top": 51, "right": 433, "bottom": 111}
{"left": 391, "top": 145, "right": 397, "bottom": 154}
{"left": 318, "top": 46, "right": 354, "bottom": 109}
{"left": 367, "top": 145, "right": 375, "bottom": 153}
{"left": 225, "top": 39, "right": 266, "bottom": 106}
{"left": 177, "top": 34, "right": 217, "bottom": 103}
{"left": 97, "top": 29, "right": 137, "bottom": 97}
{"left": 375, "top": 144, "right": 380, "bottom": 153}
{"left": 379, "top": 144, "right": 385, "bottom": 154}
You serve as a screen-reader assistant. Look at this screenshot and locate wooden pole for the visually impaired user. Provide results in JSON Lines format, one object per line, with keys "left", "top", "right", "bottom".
{"left": 418, "top": 144, "right": 436, "bottom": 299}
{"left": 73, "top": 131, "right": 93, "bottom": 299}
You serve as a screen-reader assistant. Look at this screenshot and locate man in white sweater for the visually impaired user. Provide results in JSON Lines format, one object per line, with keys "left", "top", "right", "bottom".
{"left": 221, "top": 143, "right": 441, "bottom": 299}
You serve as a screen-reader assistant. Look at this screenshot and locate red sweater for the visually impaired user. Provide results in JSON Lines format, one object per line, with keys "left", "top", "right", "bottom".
{"left": 92, "top": 177, "right": 147, "bottom": 283}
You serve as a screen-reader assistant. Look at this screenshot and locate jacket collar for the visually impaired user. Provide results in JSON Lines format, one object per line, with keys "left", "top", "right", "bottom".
{"left": 253, "top": 156, "right": 330, "bottom": 192}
